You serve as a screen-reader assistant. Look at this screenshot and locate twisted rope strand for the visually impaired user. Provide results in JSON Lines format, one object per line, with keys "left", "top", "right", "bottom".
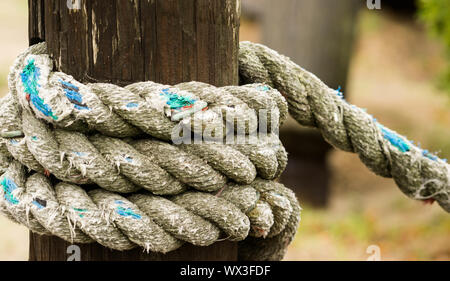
{"left": 0, "top": 95, "right": 286, "bottom": 193}
{"left": 239, "top": 41, "right": 450, "bottom": 212}
{"left": 1, "top": 42, "right": 288, "bottom": 191}
{"left": 0, "top": 159, "right": 296, "bottom": 255}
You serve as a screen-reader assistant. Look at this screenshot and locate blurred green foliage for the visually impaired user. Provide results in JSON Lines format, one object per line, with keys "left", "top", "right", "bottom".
{"left": 419, "top": 0, "right": 450, "bottom": 92}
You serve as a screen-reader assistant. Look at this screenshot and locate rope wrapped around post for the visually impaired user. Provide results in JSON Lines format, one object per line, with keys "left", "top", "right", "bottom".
{"left": 0, "top": 42, "right": 298, "bottom": 261}
{"left": 0, "top": 40, "right": 449, "bottom": 261}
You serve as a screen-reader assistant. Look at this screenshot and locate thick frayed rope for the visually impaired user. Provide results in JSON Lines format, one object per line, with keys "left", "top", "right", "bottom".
{"left": 239, "top": 41, "right": 450, "bottom": 212}
{"left": 1, "top": 38, "right": 449, "bottom": 261}
{"left": 0, "top": 42, "right": 300, "bottom": 261}
{"left": 1, "top": 43, "right": 288, "bottom": 192}
{"left": 0, "top": 160, "right": 298, "bottom": 258}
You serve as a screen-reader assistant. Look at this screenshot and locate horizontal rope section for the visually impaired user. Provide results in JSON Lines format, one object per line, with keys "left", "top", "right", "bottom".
{"left": 0, "top": 159, "right": 299, "bottom": 258}
{"left": 239, "top": 41, "right": 450, "bottom": 212}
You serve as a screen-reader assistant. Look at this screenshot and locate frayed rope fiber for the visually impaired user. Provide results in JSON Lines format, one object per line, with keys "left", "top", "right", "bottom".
{"left": 0, "top": 40, "right": 448, "bottom": 260}
{"left": 239, "top": 41, "right": 450, "bottom": 212}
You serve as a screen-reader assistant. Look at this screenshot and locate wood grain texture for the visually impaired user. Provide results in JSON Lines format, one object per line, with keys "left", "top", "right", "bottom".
{"left": 28, "top": 0, "right": 45, "bottom": 45}
{"left": 29, "top": 233, "right": 237, "bottom": 261}
{"left": 42, "top": 0, "right": 240, "bottom": 86}
{"left": 28, "top": 0, "right": 241, "bottom": 261}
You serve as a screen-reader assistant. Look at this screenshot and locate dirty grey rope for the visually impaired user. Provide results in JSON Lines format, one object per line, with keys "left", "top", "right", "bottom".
{"left": 1, "top": 43, "right": 288, "bottom": 191}
{"left": 0, "top": 159, "right": 296, "bottom": 256}
{"left": 239, "top": 41, "right": 450, "bottom": 212}
{"left": 1, "top": 37, "right": 449, "bottom": 261}
{"left": 0, "top": 42, "right": 299, "bottom": 261}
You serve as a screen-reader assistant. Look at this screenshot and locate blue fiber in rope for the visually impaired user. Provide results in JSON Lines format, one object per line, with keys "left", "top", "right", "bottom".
{"left": 126, "top": 102, "right": 139, "bottom": 108}
{"left": 60, "top": 80, "right": 79, "bottom": 91}
{"left": 72, "top": 207, "right": 88, "bottom": 218}
{"left": 32, "top": 200, "right": 45, "bottom": 209}
{"left": 74, "top": 104, "right": 88, "bottom": 110}
{"left": 115, "top": 200, "right": 141, "bottom": 219}
{"left": 258, "top": 85, "right": 270, "bottom": 92}
{"left": 377, "top": 123, "right": 411, "bottom": 153}
{"left": 375, "top": 120, "right": 443, "bottom": 162}
{"left": 21, "top": 59, "right": 58, "bottom": 120}
{"left": 160, "top": 88, "right": 196, "bottom": 109}
{"left": 1, "top": 177, "right": 19, "bottom": 205}
{"left": 336, "top": 86, "right": 344, "bottom": 99}
{"left": 60, "top": 80, "right": 90, "bottom": 110}
{"left": 422, "top": 150, "right": 439, "bottom": 161}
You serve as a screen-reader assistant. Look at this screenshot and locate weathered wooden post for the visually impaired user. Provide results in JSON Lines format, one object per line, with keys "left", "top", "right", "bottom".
{"left": 28, "top": 0, "right": 240, "bottom": 261}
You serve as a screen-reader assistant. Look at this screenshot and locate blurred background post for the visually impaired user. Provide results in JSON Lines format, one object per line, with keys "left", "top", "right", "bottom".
{"left": 243, "top": 0, "right": 361, "bottom": 207}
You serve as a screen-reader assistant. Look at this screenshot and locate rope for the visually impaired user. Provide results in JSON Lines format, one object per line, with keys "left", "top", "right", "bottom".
{"left": 0, "top": 160, "right": 297, "bottom": 255}
{"left": 239, "top": 41, "right": 450, "bottom": 212}
{"left": 2, "top": 43, "right": 288, "bottom": 191}
{"left": 0, "top": 42, "right": 299, "bottom": 261}
{"left": 0, "top": 39, "right": 448, "bottom": 261}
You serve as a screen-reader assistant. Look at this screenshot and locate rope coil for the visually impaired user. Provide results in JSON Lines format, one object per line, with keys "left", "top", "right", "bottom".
{"left": 0, "top": 42, "right": 299, "bottom": 261}
{"left": 0, "top": 40, "right": 448, "bottom": 261}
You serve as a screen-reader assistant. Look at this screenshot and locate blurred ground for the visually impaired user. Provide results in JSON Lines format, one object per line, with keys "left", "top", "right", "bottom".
{"left": 0, "top": 2, "right": 449, "bottom": 260}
